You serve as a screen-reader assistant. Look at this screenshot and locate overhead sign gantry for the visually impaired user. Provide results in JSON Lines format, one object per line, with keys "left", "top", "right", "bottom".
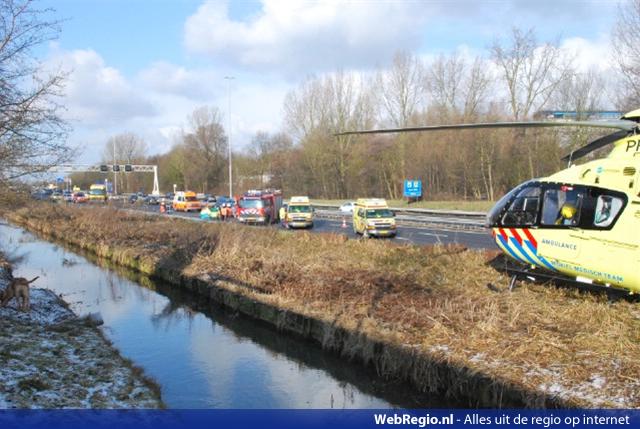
{"left": 47, "top": 164, "right": 160, "bottom": 196}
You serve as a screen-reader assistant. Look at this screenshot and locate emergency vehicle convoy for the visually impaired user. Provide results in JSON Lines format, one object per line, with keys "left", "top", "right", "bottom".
{"left": 352, "top": 199, "right": 397, "bottom": 237}
{"left": 173, "top": 191, "right": 202, "bottom": 212}
{"left": 237, "top": 189, "right": 283, "bottom": 225}
{"left": 282, "top": 196, "right": 314, "bottom": 228}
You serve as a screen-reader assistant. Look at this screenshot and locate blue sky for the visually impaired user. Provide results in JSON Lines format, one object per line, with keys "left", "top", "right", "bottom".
{"left": 36, "top": 0, "right": 622, "bottom": 163}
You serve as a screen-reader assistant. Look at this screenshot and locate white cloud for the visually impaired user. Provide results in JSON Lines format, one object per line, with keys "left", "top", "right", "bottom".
{"left": 44, "top": 2, "right": 621, "bottom": 166}
{"left": 47, "top": 48, "right": 157, "bottom": 126}
{"left": 183, "top": 0, "right": 619, "bottom": 76}
{"left": 184, "top": 0, "right": 430, "bottom": 74}
{"left": 560, "top": 35, "right": 613, "bottom": 73}
{"left": 137, "top": 61, "right": 220, "bottom": 101}
{"left": 45, "top": 46, "right": 291, "bottom": 163}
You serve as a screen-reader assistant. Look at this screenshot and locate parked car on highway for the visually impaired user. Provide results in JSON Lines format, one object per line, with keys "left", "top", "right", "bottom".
{"left": 144, "top": 195, "right": 160, "bottom": 205}
{"left": 73, "top": 192, "right": 88, "bottom": 203}
{"left": 339, "top": 201, "right": 355, "bottom": 213}
{"left": 173, "top": 191, "right": 201, "bottom": 212}
{"left": 63, "top": 191, "right": 73, "bottom": 202}
{"left": 51, "top": 190, "right": 63, "bottom": 201}
{"left": 31, "top": 189, "right": 52, "bottom": 200}
{"left": 161, "top": 192, "right": 174, "bottom": 203}
{"left": 215, "top": 197, "right": 234, "bottom": 206}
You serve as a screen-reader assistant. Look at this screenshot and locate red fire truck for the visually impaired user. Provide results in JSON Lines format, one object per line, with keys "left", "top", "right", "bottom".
{"left": 237, "top": 189, "right": 283, "bottom": 225}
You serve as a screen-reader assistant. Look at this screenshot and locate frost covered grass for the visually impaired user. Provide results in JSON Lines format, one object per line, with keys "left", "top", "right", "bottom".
{"left": 0, "top": 255, "right": 162, "bottom": 408}
{"left": 6, "top": 204, "right": 640, "bottom": 408}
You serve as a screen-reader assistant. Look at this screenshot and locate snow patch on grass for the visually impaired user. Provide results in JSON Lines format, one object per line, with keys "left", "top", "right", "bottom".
{"left": 0, "top": 271, "right": 162, "bottom": 408}
{"left": 1, "top": 287, "right": 74, "bottom": 325}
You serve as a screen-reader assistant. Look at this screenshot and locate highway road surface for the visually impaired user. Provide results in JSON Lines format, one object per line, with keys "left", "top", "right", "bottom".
{"left": 123, "top": 203, "right": 496, "bottom": 250}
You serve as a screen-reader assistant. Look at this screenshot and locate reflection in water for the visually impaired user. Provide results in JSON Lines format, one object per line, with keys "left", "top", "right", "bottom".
{"left": 0, "top": 223, "right": 453, "bottom": 408}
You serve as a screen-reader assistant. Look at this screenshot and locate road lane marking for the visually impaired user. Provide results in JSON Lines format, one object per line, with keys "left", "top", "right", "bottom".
{"left": 417, "top": 232, "right": 448, "bottom": 238}
{"left": 416, "top": 231, "right": 448, "bottom": 244}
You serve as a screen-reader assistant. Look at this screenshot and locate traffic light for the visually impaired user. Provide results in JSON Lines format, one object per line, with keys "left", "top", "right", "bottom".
{"left": 124, "top": 164, "right": 133, "bottom": 172}
{"left": 112, "top": 165, "right": 120, "bottom": 172}
{"left": 100, "top": 165, "right": 108, "bottom": 172}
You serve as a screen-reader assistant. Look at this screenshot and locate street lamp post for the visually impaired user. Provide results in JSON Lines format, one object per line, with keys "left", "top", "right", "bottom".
{"left": 113, "top": 140, "right": 117, "bottom": 195}
{"left": 224, "top": 76, "right": 235, "bottom": 198}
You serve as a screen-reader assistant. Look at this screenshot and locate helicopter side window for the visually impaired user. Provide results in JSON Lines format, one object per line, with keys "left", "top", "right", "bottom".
{"left": 541, "top": 186, "right": 584, "bottom": 227}
{"left": 500, "top": 186, "right": 541, "bottom": 227}
{"left": 593, "top": 195, "right": 624, "bottom": 228}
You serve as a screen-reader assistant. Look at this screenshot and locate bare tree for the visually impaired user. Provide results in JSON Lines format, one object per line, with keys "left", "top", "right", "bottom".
{"left": 284, "top": 71, "right": 373, "bottom": 198}
{"left": 553, "top": 69, "right": 604, "bottom": 116}
{"left": 491, "top": 28, "right": 573, "bottom": 179}
{"left": 374, "top": 52, "right": 426, "bottom": 196}
{"left": 428, "top": 54, "right": 492, "bottom": 121}
{"left": 491, "top": 28, "right": 574, "bottom": 120}
{"left": 102, "top": 132, "right": 148, "bottom": 193}
{"left": 428, "top": 53, "right": 464, "bottom": 119}
{"left": 182, "top": 106, "right": 227, "bottom": 193}
{"left": 376, "top": 51, "right": 426, "bottom": 127}
{"left": 103, "top": 133, "right": 148, "bottom": 164}
{"left": 549, "top": 69, "right": 613, "bottom": 158}
{"left": 612, "top": 0, "right": 640, "bottom": 109}
{"left": 284, "top": 77, "right": 331, "bottom": 141}
{"left": 246, "top": 131, "right": 292, "bottom": 189}
{"left": 462, "top": 57, "right": 493, "bottom": 120}
{"left": 0, "top": 0, "right": 71, "bottom": 183}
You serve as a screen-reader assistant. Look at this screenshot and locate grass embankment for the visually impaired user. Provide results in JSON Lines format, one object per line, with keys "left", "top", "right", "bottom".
{"left": 313, "top": 199, "right": 494, "bottom": 212}
{"left": 6, "top": 204, "right": 640, "bottom": 408}
{"left": 0, "top": 251, "right": 163, "bottom": 408}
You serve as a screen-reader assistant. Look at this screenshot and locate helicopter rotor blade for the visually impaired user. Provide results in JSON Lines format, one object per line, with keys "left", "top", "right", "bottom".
{"left": 560, "top": 130, "right": 631, "bottom": 163}
{"left": 336, "top": 120, "right": 637, "bottom": 136}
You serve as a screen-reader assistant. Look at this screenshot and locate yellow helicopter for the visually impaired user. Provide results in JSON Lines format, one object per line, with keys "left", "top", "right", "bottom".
{"left": 340, "top": 109, "right": 640, "bottom": 294}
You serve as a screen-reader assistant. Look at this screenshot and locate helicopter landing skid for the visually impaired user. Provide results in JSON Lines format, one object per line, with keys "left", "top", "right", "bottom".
{"left": 504, "top": 266, "right": 636, "bottom": 301}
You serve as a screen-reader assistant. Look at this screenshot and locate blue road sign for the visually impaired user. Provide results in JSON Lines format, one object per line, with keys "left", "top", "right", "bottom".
{"left": 403, "top": 179, "right": 422, "bottom": 198}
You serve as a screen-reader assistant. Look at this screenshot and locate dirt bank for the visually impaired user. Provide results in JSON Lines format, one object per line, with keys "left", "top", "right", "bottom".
{"left": 5, "top": 204, "right": 640, "bottom": 408}
{"left": 0, "top": 253, "right": 163, "bottom": 408}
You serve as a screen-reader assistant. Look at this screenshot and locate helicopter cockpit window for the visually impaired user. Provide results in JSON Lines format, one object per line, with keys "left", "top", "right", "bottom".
{"left": 593, "top": 195, "right": 624, "bottom": 228}
{"left": 500, "top": 186, "right": 541, "bottom": 226}
{"left": 541, "top": 186, "right": 584, "bottom": 227}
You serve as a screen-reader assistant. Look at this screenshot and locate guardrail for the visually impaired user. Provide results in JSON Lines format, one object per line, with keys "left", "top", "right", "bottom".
{"left": 313, "top": 205, "right": 488, "bottom": 231}
{"left": 312, "top": 203, "right": 486, "bottom": 219}
{"left": 115, "top": 200, "right": 488, "bottom": 231}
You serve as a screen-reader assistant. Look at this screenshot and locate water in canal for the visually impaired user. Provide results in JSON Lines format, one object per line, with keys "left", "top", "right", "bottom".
{"left": 0, "top": 222, "right": 449, "bottom": 408}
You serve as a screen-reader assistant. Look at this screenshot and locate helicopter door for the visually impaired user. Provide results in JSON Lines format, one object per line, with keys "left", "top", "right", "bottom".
{"left": 580, "top": 190, "right": 631, "bottom": 287}
{"left": 537, "top": 185, "right": 585, "bottom": 262}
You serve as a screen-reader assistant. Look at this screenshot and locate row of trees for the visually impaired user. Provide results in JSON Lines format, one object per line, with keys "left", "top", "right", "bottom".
{"left": 6, "top": 0, "right": 638, "bottom": 201}
{"left": 89, "top": 22, "right": 632, "bottom": 199}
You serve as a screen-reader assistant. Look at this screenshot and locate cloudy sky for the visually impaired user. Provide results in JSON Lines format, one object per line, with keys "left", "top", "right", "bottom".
{"left": 39, "top": 0, "right": 621, "bottom": 163}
